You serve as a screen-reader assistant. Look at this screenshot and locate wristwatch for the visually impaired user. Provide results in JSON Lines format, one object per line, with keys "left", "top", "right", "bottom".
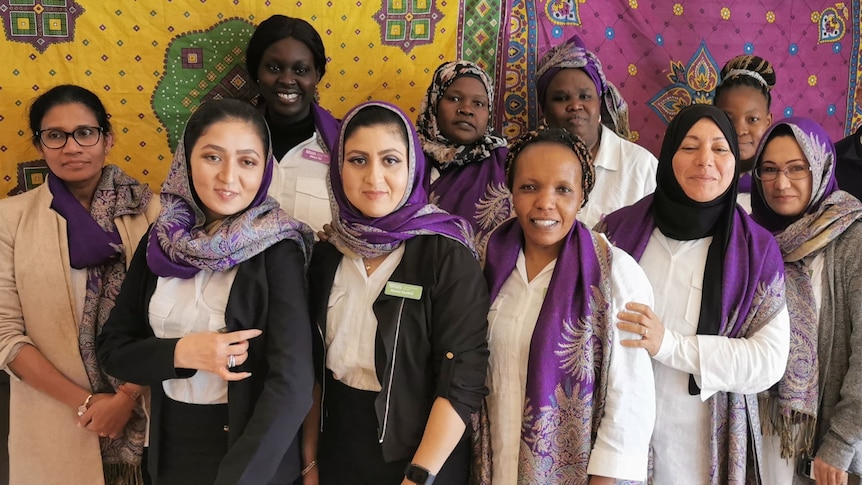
{"left": 404, "top": 463, "right": 436, "bottom": 485}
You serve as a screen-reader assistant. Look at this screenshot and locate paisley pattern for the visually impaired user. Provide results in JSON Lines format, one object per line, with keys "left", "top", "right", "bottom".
{"left": 751, "top": 117, "right": 862, "bottom": 459}
{"left": 148, "top": 127, "right": 313, "bottom": 278}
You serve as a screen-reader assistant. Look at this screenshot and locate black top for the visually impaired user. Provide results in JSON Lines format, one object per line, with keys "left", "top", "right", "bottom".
{"left": 97, "top": 232, "right": 314, "bottom": 485}
{"left": 835, "top": 125, "right": 862, "bottom": 200}
{"left": 308, "top": 235, "right": 490, "bottom": 463}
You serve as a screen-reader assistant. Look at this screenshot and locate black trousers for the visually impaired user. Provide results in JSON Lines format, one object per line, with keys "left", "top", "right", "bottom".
{"left": 155, "top": 397, "right": 229, "bottom": 485}
{"left": 318, "top": 374, "right": 469, "bottom": 485}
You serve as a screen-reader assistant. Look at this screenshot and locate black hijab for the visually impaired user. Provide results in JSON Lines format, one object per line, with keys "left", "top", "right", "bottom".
{"left": 653, "top": 104, "right": 740, "bottom": 394}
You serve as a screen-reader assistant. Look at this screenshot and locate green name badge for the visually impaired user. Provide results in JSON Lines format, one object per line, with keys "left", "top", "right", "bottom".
{"left": 384, "top": 281, "right": 423, "bottom": 300}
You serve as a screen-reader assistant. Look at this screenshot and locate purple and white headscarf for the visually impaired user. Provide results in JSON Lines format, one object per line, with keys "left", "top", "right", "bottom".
{"left": 752, "top": 117, "right": 862, "bottom": 459}
{"left": 147, "top": 111, "right": 313, "bottom": 278}
{"left": 536, "top": 34, "right": 631, "bottom": 140}
{"left": 327, "top": 101, "right": 476, "bottom": 259}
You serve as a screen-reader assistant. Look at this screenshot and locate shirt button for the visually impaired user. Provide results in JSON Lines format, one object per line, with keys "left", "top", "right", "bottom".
{"left": 446, "top": 352, "right": 454, "bottom": 360}
{"left": 223, "top": 425, "right": 229, "bottom": 432}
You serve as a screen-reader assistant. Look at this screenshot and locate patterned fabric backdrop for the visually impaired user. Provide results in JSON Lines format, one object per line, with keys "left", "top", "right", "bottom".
{"left": 0, "top": 1, "right": 858, "bottom": 197}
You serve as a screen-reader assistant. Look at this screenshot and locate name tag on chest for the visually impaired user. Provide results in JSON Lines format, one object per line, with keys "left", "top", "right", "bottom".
{"left": 384, "top": 281, "right": 423, "bottom": 300}
{"left": 301, "top": 148, "right": 329, "bottom": 164}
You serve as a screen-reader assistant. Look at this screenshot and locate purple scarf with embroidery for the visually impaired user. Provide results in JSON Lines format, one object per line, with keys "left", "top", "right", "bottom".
{"left": 416, "top": 61, "right": 512, "bottom": 253}
{"left": 327, "top": 101, "right": 476, "bottom": 259}
{"left": 49, "top": 165, "right": 152, "bottom": 483}
{"left": 751, "top": 117, "right": 862, "bottom": 458}
{"left": 147, "top": 119, "right": 313, "bottom": 278}
{"left": 484, "top": 218, "right": 613, "bottom": 483}
{"left": 598, "top": 104, "right": 785, "bottom": 484}
{"left": 311, "top": 102, "right": 340, "bottom": 153}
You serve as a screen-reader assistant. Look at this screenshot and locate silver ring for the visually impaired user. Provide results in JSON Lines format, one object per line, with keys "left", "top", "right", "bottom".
{"left": 228, "top": 354, "right": 236, "bottom": 368}
{"left": 643, "top": 328, "right": 649, "bottom": 337}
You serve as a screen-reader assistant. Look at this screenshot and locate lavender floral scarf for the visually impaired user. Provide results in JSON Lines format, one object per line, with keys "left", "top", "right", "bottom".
{"left": 751, "top": 117, "right": 862, "bottom": 458}
{"left": 327, "top": 101, "right": 476, "bottom": 259}
{"left": 147, "top": 122, "right": 313, "bottom": 278}
{"left": 49, "top": 165, "right": 152, "bottom": 484}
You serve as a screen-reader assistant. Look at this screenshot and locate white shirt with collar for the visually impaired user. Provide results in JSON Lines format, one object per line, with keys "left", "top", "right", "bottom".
{"left": 325, "top": 245, "right": 406, "bottom": 392}
{"left": 268, "top": 133, "right": 332, "bottom": 235}
{"left": 579, "top": 127, "right": 658, "bottom": 229}
{"left": 486, "top": 239, "right": 656, "bottom": 483}
{"left": 640, "top": 228, "right": 790, "bottom": 484}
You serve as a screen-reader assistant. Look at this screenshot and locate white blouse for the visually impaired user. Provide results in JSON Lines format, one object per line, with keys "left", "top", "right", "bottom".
{"left": 578, "top": 127, "right": 658, "bottom": 229}
{"left": 148, "top": 269, "right": 238, "bottom": 404}
{"left": 641, "top": 229, "right": 790, "bottom": 484}
{"left": 325, "top": 245, "right": 405, "bottom": 392}
{"left": 487, "top": 242, "right": 656, "bottom": 483}
{"left": 268, "top": 133, "right": 332, "bottom": 235}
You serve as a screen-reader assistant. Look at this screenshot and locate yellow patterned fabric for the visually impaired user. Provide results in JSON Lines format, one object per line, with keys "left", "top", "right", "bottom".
{"left": 0, "top": 1, "right": 472, "bottom": 196}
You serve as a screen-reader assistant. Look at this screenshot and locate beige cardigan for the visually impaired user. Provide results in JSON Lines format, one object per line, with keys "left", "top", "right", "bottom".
{"left": 0, "top": 182, "right": 158, "bottom": 485}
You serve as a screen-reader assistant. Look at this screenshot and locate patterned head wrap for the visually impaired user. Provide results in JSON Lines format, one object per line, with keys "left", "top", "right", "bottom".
{"left": 536, "top": 34, "right": 631, "bottom": 140}
{"left": 416, "top": 60, "right": 508, "bottom": 171}
{"left": 147, "top": 101, "right": 313, "bottom": 278}
{"left": 751, "top": 117, "right": 862, "bottom": 459}
{"left": 327, "top": 101, "right": 477, "bottom": 259}
{"left": 715, "top": 55, "right": 776, "bottom": 107}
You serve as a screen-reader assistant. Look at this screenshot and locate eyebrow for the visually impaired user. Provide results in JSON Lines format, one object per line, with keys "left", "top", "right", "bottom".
{"left": 199, "top": 144, "right": 261, "bottom": 157}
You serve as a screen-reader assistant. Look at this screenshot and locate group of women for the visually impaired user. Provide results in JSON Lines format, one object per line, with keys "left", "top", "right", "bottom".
{"left": 0, "top": 12, "right": 860, "bottom": 485}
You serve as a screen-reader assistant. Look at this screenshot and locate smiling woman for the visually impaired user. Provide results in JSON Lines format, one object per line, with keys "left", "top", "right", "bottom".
{"left": 599, "top": 104, "right": 790, "bottom": 484}
{"left": 481, "top": 128, "right": 655, "bottom": 484}
{"left": 245, "top": 15, "right": 341, "bottom": 234}
{"left": 97, "top": 98, "right": 315, "bottom": 485}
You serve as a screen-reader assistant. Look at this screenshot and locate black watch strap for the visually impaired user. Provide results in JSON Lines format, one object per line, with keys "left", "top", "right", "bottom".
{"left": 404, "top": 463, "right": 436, "bottom": 485}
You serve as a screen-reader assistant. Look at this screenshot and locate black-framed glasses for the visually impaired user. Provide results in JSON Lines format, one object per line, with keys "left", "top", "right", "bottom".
{"left": 35, "top": 126, "right": 103, "bottom": 149}
{"left": 754, "top": 164, "right": 812, "bottom": 181}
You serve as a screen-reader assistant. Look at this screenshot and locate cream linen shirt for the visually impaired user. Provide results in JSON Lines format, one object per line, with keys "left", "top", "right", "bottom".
{"left": 325, "top": 246, "right": 405, "bottom": 391}
{"left": 487, "top": 241, "right": 656, "bottom": 483}
{"left": 148, "top": 269, "right": 238, "bottom": 404}
{"left": 641, "top": 229, "right": 790, "bottom": 484}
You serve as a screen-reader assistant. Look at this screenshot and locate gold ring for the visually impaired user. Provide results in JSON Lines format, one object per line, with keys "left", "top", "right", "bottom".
{"left": 643, "top": 328, "right": 649, "bottom": 337}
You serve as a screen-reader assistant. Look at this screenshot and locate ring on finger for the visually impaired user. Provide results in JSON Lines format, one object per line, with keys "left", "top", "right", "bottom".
{"left": 227, "top": 354, "right": 236, "bottom": 368}
{"left": 643, "top": 327, "right": 649, "bottom": 337}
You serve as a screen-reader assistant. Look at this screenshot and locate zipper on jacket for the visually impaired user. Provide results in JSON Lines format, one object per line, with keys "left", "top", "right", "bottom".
{"left": 378, "top": 298, "right": 405, "bottom": 443}
{"left": 317, "top": 322, "right": 326, "bottom": 433}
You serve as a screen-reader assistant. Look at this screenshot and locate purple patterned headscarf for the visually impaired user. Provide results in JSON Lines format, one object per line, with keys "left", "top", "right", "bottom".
{"left": 416, "top": 60, "right": 512, "bottom": 254}
{"left": 598, "top": 105, "right": 786, "bottom": 484}
{"left": 751, "top": 117, "right": 862, "bottom": 459}
{"left": 147, "top": 109, "right": 313, "bottom": 278}
{"left": 536, "top": 34, "right": 631, "bottom": 140}
{"left": 327, "top": 101, "right": 476, "bottom": 259}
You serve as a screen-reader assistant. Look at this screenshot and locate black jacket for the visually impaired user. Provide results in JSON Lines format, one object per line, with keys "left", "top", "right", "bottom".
{"left": 309, "top": 235, "right": 489, "bottom": 463}
{"left": 97, "top": 233, "right": 314, "bottom": 485}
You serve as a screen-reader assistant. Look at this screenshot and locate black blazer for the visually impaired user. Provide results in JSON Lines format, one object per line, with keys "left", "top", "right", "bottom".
{"left": 309, "top": 235, "right": 489, "bottom": 463}
{"left": 97, "top": 233, "right": 314, "bottom": 485}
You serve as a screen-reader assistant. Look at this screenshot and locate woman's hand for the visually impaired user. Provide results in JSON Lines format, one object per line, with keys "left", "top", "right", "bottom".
{"left": 617, "top": 302, "right": 665, "bottom": 357}
{"left": 174, "top": 328, "right": 263, "bottom": 381}
{"left": 813, "top": 456, "right": 848, "bottom": 485}
{"left": 77, "top": 392, "right": 137, "bottom": 439}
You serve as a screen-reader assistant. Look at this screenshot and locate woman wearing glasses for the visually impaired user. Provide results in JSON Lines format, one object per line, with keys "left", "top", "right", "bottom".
{"left": 751, "top": 118, "right": 862, "bottom": 485}
{"left": 0, "top": 84, "right": 158, "bottom": 485}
